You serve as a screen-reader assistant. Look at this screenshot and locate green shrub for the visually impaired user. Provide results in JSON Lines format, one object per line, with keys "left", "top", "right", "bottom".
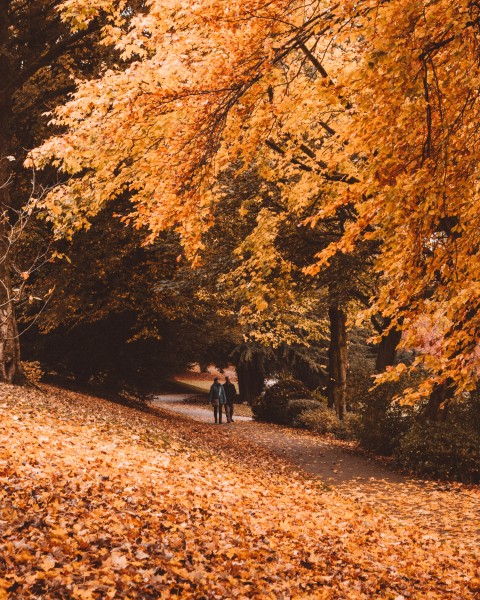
{"left": 295, "top": 406, "right": 359, "bottom": 440}
{"left": 396, "top": 421, "right": 480, "bottom": 483}
{"left": 340, "top": 412, "right": 361, "bottom": 440}
{"left": 286, "top": 399, "right": 324, "bottom": 422}
{"left": 251, "top": 378, "right": 313, "bottom": 424}
{"left": 445, "top": 393, "right": 480, "bottom": 430}
{"left": 294, "top": 405, "right": 337, "bottom": 433}
{"left": 394, "top": 395, "right": 480, "bottom": 482}
{"left": 356, "top": 378, "right": 480, "bottom": 481}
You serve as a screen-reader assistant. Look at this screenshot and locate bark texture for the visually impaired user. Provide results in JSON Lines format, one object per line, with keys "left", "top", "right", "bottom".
{"left": 375, "top": 324, "right": 402, "bottom": 372}
{"left": 0, "top": 1, "right": 101, "bottom": 384}
{"left": 327, "top": 302, "right": 347, "bottom": 420}
{"left": 0, "top": 147, "right": 24, "bottom": 383}
{"left": 424, "top": 380, "right": 454, "bottom": 423}
{"left": 0, "top": 78, "right": 24, "bottom": 383}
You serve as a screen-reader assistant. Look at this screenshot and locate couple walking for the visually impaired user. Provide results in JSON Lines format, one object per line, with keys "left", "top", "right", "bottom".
{"left": 209, "top": 376, "right": 237, "bottom": 424}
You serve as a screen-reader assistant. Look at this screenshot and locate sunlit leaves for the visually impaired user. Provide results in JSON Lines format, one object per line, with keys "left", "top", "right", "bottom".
{"left": 31, "top": 0, "right": 480, "bottom": 399}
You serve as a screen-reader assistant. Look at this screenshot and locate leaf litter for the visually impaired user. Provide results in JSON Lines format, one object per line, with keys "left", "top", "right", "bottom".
{"left": 0, "top": 383, "right": 478, "bottom": 599}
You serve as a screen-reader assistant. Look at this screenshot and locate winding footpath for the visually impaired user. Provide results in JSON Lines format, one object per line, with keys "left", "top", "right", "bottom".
{"left": 152, "top": 393, "right": 480, "bottom": 555}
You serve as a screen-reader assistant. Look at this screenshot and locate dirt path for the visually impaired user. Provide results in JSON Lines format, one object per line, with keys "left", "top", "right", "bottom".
{"left": 152, "top": 394, "right": 480, "bottom": 552}
{"left": 152, "top": 394, "right": 401, "bottom": 485}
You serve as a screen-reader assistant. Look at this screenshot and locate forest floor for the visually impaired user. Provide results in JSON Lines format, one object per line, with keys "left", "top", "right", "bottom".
{"left": 0, "top": 382, "right": 479, "bottom": 599}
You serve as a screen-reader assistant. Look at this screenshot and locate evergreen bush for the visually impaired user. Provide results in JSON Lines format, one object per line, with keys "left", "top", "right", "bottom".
{"left": 356, "top": 378, "right": 416, "bottom": 455}
{"left": 251, "top": 378, "right": 313, "bottom": 424}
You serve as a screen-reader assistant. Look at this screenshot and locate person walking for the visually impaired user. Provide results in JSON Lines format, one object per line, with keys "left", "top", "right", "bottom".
{"left": 223, "top": 376, "right": 237, "bottom": 423}
{"left": 209, "top": 377, "right": 227, "bottom": 424}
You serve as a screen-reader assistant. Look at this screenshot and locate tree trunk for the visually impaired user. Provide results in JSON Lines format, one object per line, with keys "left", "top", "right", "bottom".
{"left": 236, "top": 353, "right": 265, "bottom": 404}
{"left": 327, "top": 303, "right": 347, "bottom": 420}
{"left": 0, "top": 242, "right": 23, "bottom": 383}
{"left": 424, "top": 379, "right": 454, "bottom": 422}
{"left": 0, "top": 99, "right": 24, "bottom": 384}
{"left": 375, "top": 323, "right": 402, "bottom": 372}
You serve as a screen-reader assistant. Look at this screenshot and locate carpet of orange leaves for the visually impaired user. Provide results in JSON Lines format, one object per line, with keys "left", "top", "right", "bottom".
{"left": 0, "top": 383, "right": 478, "bottom": 599}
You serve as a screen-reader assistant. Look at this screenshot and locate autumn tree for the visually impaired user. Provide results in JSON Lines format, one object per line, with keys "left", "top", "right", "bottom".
{"left": 22, "top": 196, "right": 248, "bottom": 389}
{"left": 312, "top": 0, "right": 480, "bottom": 407}
{"left": 32, "top": 0, "right": 480, "bottom": 404}
{"left": 209, "top": 164, "right": 338, "bottom": 402}
{"left": 28, "top": 0, "right": 379, "bottom": 411}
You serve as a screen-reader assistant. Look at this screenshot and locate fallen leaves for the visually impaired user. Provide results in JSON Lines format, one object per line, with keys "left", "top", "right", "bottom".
{"left": 0, "top": 383, "right": 478, "bottom": 598}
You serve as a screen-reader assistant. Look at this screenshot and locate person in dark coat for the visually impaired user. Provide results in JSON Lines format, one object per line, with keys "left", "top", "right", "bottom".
{"left": 223, "top": 376, "right": 237, "bottom": 423}
{"left": 209, "top": 377, "right": 227, "bottom": 424}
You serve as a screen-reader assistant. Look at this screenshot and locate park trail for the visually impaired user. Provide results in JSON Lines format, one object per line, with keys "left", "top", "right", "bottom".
{"left": 152, "top": 392, "right": 480, "bottom": 555}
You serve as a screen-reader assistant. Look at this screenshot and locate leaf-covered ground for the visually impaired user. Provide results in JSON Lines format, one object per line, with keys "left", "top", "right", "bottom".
{"left": 154, "top": 391, "right": 480, "bottom": 551}
{"left": 0, "top": 384, "right": 479, "bottom": 599}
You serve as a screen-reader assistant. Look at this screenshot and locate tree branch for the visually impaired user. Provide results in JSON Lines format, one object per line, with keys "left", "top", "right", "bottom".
{"left": 266, "top": 138, "right": 359, "bottom": 184}
{"left": 2, "top": 20, "right": 100, "bottom": 99}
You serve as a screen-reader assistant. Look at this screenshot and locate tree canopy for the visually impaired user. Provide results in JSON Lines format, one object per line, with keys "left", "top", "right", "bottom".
{"left": 28, "top": 0, "right": 480, "bottom": 402}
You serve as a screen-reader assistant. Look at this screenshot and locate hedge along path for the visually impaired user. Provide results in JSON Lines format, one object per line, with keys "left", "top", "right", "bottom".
{"left": 153, "top": 395, "right": 480, "bottom": 558}
{"left": 0, "top": 384, "right": 478, "bottom": 599}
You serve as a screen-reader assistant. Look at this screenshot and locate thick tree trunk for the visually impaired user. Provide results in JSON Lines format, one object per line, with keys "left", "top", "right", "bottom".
{"left": 375, "top": 323, "right": 402, "bottom": 372}
{"left": 327, "top": 303, "right": 348, "bottom": 420}
{"left": 236, "top": 353, "right": 265, "bottom": 404}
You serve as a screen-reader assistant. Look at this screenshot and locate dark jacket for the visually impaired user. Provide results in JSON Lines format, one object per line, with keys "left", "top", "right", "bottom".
{"left": 224, "top": 381, "right": 237, "bottom": 403}
{"left": 209, "top": 382, "right": 226, "bottom": 404}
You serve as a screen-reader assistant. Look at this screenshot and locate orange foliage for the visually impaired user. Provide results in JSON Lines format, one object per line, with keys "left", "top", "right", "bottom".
{"left": 30, "top": 0, "right": 480, "bottom": 399}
